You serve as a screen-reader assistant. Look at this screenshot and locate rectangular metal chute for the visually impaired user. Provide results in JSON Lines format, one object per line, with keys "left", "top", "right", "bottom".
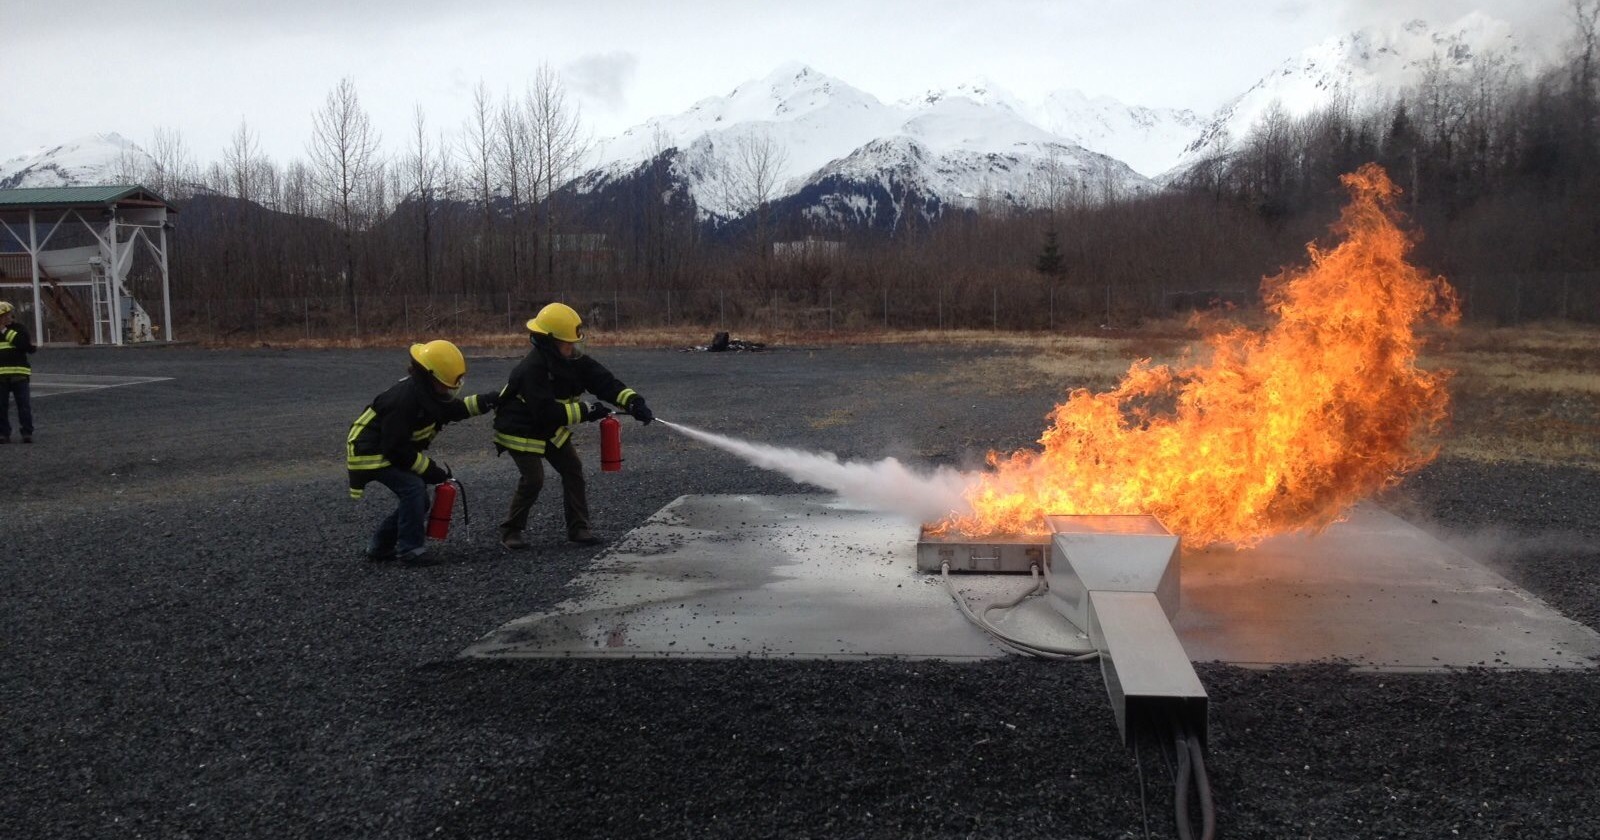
{"left": 1089, "top": 591, "right": 1209, "bottom": 749}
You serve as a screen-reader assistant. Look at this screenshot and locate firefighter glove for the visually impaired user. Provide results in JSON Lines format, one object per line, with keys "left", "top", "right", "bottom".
{"left": 422, "top": 462, "right": 450, "bottom": 484}
{"left": 629, "top": 397, "right": 654, "bottom": 425}
{"left": 582, "top": 402, "right": 613, "bottom": 422}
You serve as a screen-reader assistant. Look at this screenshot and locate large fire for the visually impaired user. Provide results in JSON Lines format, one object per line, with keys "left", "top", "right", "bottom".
{"left": 942, "top": 164, "right": 1459, "bottom": 547}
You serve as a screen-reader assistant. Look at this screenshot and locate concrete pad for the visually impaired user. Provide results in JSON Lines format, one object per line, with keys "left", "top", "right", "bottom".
{"left": 1175, "top": 505, "right": 1600, "bottom": 670}
{"left": 466, "top": 494, "right": 1033, "bottom": 660}
{"left": 466, "top": 495, "right": 1600, "bottom": 670}
{"left": 30, "top": 373, "right": 173, "bottom": 398}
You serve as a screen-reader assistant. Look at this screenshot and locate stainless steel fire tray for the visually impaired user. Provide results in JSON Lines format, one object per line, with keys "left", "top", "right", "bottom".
{"left": 916, "top": 529, "right": 1050, "bottom": 573}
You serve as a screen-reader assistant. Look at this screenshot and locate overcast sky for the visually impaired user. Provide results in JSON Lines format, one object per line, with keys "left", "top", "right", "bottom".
{"left": 1, "top": 0, "right": 1575, "bottom": 166}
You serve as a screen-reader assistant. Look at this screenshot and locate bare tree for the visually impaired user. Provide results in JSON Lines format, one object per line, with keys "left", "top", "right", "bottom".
{"left": 527, "top": 63, "right": 592, "bottom": 282}
{"left": 308, "top": 77, "right": 381, "bottom": 310}
{"left": 223, "top": 119, "right": 266, "bottom": 204}
{"left": 148, "top": 127, "right": 195, "bottom": 198}
{"left": 494, "top": 89, "right": 532, "bottom": 286}
{"left": 460, "top": 80, "right": 498, "bottom": 291}
{"left": 715, "top": 129, "right": 790, "bottom": 279}
{"left": 406, "top": 105, "right": 443, "bottom": 294}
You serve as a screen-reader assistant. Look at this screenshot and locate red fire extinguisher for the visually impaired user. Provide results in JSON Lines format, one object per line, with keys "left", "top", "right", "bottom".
{"left": 426, "top": 478, "right": 469, "bottom": 540}
{"left": 600, "top": 414, "right": 623, "bottom": 472}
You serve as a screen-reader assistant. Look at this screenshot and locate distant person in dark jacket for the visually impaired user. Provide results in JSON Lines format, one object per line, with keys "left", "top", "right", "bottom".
{"left": 345, "top": 340, "right": 498, "bottom": 562}
{"left": 0, "top": 301, "right": 36, "bottom": 444}
{"left": 493, "top": 303, "right": 654, "bottom": 549}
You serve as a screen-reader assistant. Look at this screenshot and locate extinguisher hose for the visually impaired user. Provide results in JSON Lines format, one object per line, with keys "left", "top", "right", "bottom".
{"left": 455, "top": 479, "right": 470, "bottom": 527}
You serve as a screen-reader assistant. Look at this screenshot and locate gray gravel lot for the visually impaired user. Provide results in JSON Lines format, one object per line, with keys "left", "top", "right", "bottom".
{"left": 3, "top": 344, "right": 1597, "bottom": 839}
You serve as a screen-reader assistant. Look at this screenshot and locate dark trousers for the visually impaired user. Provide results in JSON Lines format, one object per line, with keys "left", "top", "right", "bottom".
{"left": 368, "top": 467, "right": 430, "bottom": 554}
{"left": 501, "top": 440, "right": 590, "bottom": 537}
{"left": 0, "top": 376, "right": 31, "bottom": 438}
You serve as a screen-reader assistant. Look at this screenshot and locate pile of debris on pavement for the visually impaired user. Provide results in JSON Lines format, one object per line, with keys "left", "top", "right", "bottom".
{"left": 686, "top": 331, "right": 767, "bottom": 352}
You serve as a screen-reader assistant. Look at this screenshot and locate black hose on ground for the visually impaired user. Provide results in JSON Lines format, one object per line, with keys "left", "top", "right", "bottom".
{"left": 1169, "top": 717, "right": 1215, "bottom": 840}
{"left": 1173, "top": 729, "right": 1194, "bottom": 840}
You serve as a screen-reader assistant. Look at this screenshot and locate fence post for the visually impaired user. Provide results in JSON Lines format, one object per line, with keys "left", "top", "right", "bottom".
{"left": 667, "top": 289, "right": 672, "bottom": 325}
{"left": 454, "top": 293, "right": 460, "bottom": 332}
{"left": 719, "top": 289, "right": 725, "bottom": 328}
{"left": 614, "top": 287, "right": 620, "bottom": 331}
{"left": 828, "top": 288, "right": 834, "bottom": 332}
{"left": 403, "top": 295, "right": 410, "bottom": 333}
{"left": 992, "top": 287, "right": 998, "bottom": 331}
{"left": 938, "top": 288, "right": 943, "bottom": 331}
{"left": 506, "top": 291, "right": 512, "bottom": 329}
{"left": 883, "top": 287, "right": 888, "bottom": 328}
{"left": 1104, "top": 284, "right": 1111, "bottom": 326}
{"left": 304, "top": 297, "right": 311, "bottom": 340}
{"left": 1049, "top": 286, "right": 1054, "bottom": 330}
{"left": 354, "top": 294, "right": 361, "bottom": 339}
{"left": 254, "top": 297, "right": 261, "bottom": 343}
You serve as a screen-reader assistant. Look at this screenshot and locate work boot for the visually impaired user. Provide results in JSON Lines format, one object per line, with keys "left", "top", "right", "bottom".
{"left": 397, "top": 546, "right": 429, "bottom": 564}
{"left": 365, "top": 546, "right": 396, "bottom": 563}
{"left": 21, "top": 435, "right": 31, "bottom": 444}
{"left": 568, "top": 528, "right": 601, "bottom": 546}
{"left": 0, "top": 437, "right": 9, "bottom": 444}
{"left": 500, "top": 531, "right": 529, "bottom": 551}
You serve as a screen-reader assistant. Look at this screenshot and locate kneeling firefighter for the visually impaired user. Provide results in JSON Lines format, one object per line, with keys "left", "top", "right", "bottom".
{"left": 494, "top": 302, "right": 654, "bottom": 549}
{"left": 346, "top": 340, "right": 499, "bottom": 562}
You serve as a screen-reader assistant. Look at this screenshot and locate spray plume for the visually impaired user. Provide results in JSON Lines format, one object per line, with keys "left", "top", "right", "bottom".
{"left": 658, "top": 419, "right": 975, "bottom": 523}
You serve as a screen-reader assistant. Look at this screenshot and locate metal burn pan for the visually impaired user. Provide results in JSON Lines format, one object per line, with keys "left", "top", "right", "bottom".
{"left": 916, "top": 528, "right": 1050, "bottom": 573}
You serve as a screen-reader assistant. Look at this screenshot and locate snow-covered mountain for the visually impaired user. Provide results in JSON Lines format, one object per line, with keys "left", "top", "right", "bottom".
{"left": 0, "top": 133, "right": 154, "bottom": 189}
{"left": 584, "top": 63, "right": 1154, "bottom": 225}
{"left": 1169, "top": 13, "right": 1524, "bottom": 174}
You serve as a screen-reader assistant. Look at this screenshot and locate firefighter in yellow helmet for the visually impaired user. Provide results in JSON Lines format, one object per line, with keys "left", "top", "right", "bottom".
{"left": 493, "top": 302, "right": 654, "bottom": 548}
{"left": 0, "top": 301, "right": 37, "bottom": 444}
{"left": 345, "top": 340, "right": 499, "bottom": 562}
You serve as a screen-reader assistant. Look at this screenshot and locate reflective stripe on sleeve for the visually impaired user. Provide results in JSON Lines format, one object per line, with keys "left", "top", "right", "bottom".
{"left": 464, "top": 394, "right": 484, "bottom": 415}
{"left": 564, "top": 401, "right": 584, "bottom": 425}
{"left": 616, "top": 388, "right": 637, "bottom": 407}
{"left": 410, "top": 452, "right": 432, "bottom": 474}
{"left": 349, "top": 488, "right": 365, "bottom": 499}
{"left": 551, "top": 427, "right": 572, "bottom": 448}
{"left": 0, "top": 366, "right": 29, "bottom": 375}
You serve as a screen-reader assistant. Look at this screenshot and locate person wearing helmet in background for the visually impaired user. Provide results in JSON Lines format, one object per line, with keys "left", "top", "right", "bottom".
{"left": 346, "top": 340, "right": 499, "bottom": 563}
{"left": 0, "top": 301, "right": 37, "bottom": 444}
{"left": 494, "top": 302, "right": 654, "bottom": 549}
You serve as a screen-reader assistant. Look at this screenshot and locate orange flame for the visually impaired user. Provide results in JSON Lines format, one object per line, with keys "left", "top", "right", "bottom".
{"left": 942, "top": 164, "right": 1459, "bottom": 547}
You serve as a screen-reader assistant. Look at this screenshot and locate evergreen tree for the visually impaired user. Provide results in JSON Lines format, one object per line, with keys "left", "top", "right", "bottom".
{"left": 1035, "top": 228, "right": 1063, "bottom": 276}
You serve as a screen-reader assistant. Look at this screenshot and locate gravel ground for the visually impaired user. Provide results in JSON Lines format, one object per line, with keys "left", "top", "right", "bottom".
{"left": 2, "top": 344, "right": 1597, "bottom": 839}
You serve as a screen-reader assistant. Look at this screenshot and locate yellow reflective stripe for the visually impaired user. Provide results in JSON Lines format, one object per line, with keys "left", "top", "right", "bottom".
{"left": 564, "top": 402, "right": 584, "bottom": 425}
{"left": 617, "top": 389, "right": 637, "bottom": 406}
{"left": 0, "top": 366, "right": 29, "bottom": 375}
{"left": 347, "top": 408, "right": 376, "bottom": 444}
{"left": 349, "top": 488, "right": 365, "bottom": 499}
{"left": 0, "top": 343, "right": 13, "bottom": 351}
{"left": 411, "top": 424, "right": 436, "bottom": 442}
{"left": 494, "top": 431, "right": 547, "bottom": 454}
{"left": 347, "top": 454, "right": 389, "bottom": 469}
{"left": 464, "top": 394, "right": 484, "bottom": 415}
{"left": 410, "top": 453, "right": 431, "bottom": 474}
{"left": 552, "top": 427, "right": 572, "bottom": 448}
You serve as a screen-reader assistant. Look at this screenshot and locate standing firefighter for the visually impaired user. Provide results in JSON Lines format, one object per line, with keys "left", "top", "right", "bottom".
{"left": 494, "top": 303, "right": 654, "bottom": 549}
{"left": 347, "top": 340, "right": 498, "bottom": 562}
{"left": 0, "top": 301, "right": 37, "bottom": 444}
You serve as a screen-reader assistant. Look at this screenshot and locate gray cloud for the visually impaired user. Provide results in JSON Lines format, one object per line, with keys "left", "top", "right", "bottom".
{"left": 564, "top": 52, "right": 639, "bottom": 110}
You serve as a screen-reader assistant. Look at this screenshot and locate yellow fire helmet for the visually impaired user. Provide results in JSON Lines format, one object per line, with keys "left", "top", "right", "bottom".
{"left": 0, "top": 301, "right": 13, "bottom": 316}
{"left": 526, "top": 302, "right": 584, "bottom": 343}
{"left": 409, "top": 339, "right": 467, "bottom": 389}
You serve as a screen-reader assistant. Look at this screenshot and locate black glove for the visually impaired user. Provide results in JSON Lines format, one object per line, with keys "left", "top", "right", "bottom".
{"left": 628, "top": 397, "right": 654, "bottom": 425}
{"left": 421, "top": 461, "right": 450, "bottom": 484}
{"left": 581, "top": 402, "right": 613, "bottom": 422}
